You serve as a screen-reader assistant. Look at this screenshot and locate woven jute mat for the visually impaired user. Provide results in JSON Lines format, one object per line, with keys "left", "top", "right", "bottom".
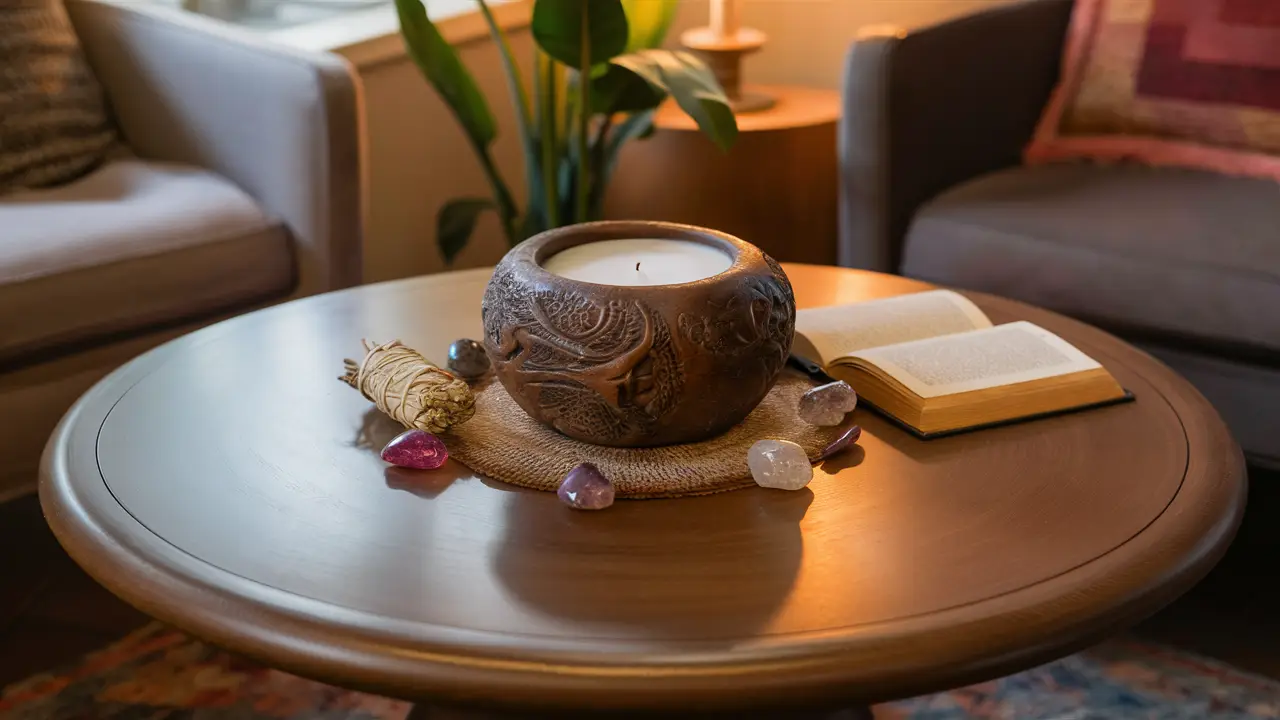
{"left": 445, "top": 371, "right": 840, "bottom": 499}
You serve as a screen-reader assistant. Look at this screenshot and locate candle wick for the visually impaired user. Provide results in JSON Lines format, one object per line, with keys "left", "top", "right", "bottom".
{"left": 636, "top": 262, "right": 641, "bottom": 272}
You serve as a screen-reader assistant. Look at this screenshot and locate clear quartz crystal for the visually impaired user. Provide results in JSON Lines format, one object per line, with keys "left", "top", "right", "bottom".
{"left": 797, "top": 381, "right": 858, "bottom": 426}
{"left": 748, "top": 439, "right": 814, "bottom": 490}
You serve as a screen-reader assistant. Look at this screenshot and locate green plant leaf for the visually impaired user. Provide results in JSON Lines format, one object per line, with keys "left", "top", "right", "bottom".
{"left": 611, "top": 50, "right": 738, "bottom": 151}
{"left": 590, "top": 63, "right": 666, "bottom": 114}
{"left": 535, "top": 50, "right": 563, "bottom": 229}
{"left": 438, "top": 198, "right": 493, "bottom": 264}
{"left": 395, "top": 0, "right": 497, "bottom": 148}
{"left": 476, "top": 0, "right": 538, "bottom": 218}
{"left": 604, "top": 109, "right": 656, "bottom": 182}
{"left": 621, "top": 0, "right": 678, "bottom": 51}
{"left": 519, "top": 207, "right": 546, "bottom": 240}
{"left": 531, "top": 0, "right": 629, "bottom": 68}
{"left": 557, "top": 153, "right": 576, "bottom": 224}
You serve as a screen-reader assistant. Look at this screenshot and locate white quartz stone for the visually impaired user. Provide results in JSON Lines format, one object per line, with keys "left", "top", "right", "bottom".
{"left": 748, "top": 439, "right": 814, "bottom": 490}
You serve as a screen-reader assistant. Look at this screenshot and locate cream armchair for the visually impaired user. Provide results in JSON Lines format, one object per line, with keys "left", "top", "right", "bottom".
{"left": 0, "top": 0, "right": 365, "bottom": 499}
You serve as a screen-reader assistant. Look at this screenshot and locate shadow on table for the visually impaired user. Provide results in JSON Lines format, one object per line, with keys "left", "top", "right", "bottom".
{"left": 354, "top": 407, "right": 403, "bottom": 451}
{"left": 356, "top": 408, "right": 467, "bottom": 498}
{"left": 490, "top": 484, "right": 813, "bottom": 644}
{"left": 356, "top": 407, "right": 816, "bottom": 644}
{"left": 820, "top": 443, "right": 866, "bottom": 474}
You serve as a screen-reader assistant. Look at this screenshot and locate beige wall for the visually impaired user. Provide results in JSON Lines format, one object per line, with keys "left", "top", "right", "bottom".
{"left": 670, "top": 0, "right": 1014, "bottom": 89}
{"left": 360, "top": 29, "right": 537, "bottom": 283}
{"left": 357, "top": 0, "right": 1012, "bottom": 283}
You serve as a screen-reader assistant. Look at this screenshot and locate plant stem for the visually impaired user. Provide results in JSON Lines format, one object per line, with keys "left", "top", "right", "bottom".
{"left": 592, "top": 114, "right": 614, "bottom": 153}
{"left": 476, "top": 0, "right": 532, "bottom": 129}
{"left": 539, "top": 52, "right": 560, "bottom": 228}
{"left": 474, "top": 142, "right": 518, "bottom": 244}
{"left": 588, "top": 114, "right": 614, "bottom": 219}
{"left": 562, "top": 76, "right": 576, "bottom": 147}
{"left": 477, "top": 0, "right": 536, "bottom": 222}
{"left": 575, "top": 9, "right": 591, "bottom": 224}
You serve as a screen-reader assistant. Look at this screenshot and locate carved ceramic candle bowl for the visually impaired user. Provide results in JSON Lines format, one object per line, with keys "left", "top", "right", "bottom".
{"left": 481, "top": 221, "right": 796, "bottom": 447}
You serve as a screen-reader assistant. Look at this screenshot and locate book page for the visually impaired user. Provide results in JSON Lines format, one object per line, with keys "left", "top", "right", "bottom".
{"left": 849, "top": 322, "right": 1103, "bottom": 399}
{"left": 794, "top": 290, "right": 992, "bottom": 363}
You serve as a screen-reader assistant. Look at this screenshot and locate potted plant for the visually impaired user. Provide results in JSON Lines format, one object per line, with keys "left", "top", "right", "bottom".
{"left": 395, "top": 0, "right": 739, "bottom": 263}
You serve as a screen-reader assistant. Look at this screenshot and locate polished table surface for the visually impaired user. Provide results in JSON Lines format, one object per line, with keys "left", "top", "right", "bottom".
{"left": 40, "top": 266, "right": 1246, "bottom": 715}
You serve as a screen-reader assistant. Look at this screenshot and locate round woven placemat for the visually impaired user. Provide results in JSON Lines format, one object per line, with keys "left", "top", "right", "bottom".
{"left": 444, "top": 371, "right": 841, "bottom": 499}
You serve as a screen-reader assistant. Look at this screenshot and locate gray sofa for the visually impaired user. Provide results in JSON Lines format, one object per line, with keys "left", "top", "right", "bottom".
{"left": 840, "top": 0, "right": 1280, "bottom": 468}
{"left": 0, "top": 0, "right": 364, "bottom": 500}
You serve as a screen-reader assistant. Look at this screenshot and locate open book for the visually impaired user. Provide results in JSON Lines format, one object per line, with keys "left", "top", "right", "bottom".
{"left": 793, "top": 290, "right": 1130, "bottom": 437}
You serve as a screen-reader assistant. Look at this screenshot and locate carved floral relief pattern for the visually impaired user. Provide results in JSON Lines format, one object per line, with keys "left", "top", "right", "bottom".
{"left": 482, "top": 255, "right": 794, "bottom": 444}
{"left": 677, "top": 256, "right": 795, "bottom": 398}
{"left": 483, "top": 268, "right": 683, "bottom": 443}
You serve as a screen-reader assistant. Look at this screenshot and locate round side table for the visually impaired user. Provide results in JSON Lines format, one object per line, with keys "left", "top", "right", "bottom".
{"left": 40, "top": 266, "right": 1246, "bottom": 718}
{"left": 606, "top": 86, "right": 841, "bottom": 265}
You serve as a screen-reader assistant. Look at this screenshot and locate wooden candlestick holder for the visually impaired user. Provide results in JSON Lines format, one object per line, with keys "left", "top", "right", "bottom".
{"left": 681, "top": 26, "right": 776, "bottom": 114}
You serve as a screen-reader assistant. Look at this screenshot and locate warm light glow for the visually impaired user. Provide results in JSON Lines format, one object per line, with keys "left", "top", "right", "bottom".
{"left": 710, "top": 0, "right": 741, "bottom": 39}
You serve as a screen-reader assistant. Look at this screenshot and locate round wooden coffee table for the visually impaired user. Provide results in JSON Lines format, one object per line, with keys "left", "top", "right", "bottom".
{"left": 40, "top": 266, "right": 1245, "bottom": 718}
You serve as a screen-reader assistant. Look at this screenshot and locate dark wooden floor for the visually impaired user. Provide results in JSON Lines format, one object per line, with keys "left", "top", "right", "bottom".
{"left": 0, "top": 492, "right": 149, "bottom": 687}
{"left": 1133, "top": 466, "right": 1280, "bottom": 677}
{"left": 1, "top": 468, "right": 1277, "bottom": 690}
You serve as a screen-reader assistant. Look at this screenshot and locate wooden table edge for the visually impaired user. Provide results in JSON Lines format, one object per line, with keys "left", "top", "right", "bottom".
{"left": 37, "top": 268, "right": 1248, "bottom": 712}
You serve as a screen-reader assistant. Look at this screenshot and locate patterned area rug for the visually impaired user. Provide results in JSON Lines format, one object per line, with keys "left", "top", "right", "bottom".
{"left": 2, "top": 623, "right": 1280, "bottom": 719}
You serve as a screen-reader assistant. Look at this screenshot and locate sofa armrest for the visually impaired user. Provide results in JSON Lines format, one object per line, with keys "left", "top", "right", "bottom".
{"left": 66, "top": 0, "right": 365, "bottom": 296}
{"left": 839, "top": 0, "right": 1073, "bottom": 272}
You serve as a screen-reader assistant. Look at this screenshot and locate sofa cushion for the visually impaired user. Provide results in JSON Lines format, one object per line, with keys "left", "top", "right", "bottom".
{"left": 0, "top": 159, "right": 294, "bottom": 363}
{"left": 1139, "top": 342, "right": 1280, "bottom": 469}
{"left": 901, "top": 163, "right": 1280, "bottom": 356}
{"left": 0, "top": 0, "right": 118, "bottom": 192}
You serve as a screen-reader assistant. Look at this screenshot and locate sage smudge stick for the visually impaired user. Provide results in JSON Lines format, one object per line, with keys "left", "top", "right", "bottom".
{"left": 341, "top": 339, "right": 476, "bottom": 433}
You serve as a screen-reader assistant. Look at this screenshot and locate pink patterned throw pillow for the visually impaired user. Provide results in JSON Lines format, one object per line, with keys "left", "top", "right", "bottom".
{"left": 1026, "top": 0, "right": 1280, "bottom": 181}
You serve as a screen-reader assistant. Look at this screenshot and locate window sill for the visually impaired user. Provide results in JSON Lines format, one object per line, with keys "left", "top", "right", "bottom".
{"left": 261, "top": 0, "right": 530, "bottom": 68}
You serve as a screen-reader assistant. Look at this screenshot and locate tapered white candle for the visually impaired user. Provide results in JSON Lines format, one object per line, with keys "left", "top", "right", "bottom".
{"left": 541, "top": 239, "right": 733, "bottom": 286}
{"left": 710, "top": 0, "right": 741, "bottom": 39}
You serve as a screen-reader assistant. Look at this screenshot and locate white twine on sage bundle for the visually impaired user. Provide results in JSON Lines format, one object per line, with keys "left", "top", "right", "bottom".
{"left": 340, "top": 339, "right": 475, "bottom": 433}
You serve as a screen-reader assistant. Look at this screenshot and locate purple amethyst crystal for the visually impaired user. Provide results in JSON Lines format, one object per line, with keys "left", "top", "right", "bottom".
{"left": 815, "top": 423, "right": 863, "bottom": 462}
{"left": 558, "top": 463, "right": 615, "bottom": 510}
{"left": 798, "top": 380, "right": 858, "bottom": 426}
{"left": 380, "top": 429, "right": 448, "bottom": 470}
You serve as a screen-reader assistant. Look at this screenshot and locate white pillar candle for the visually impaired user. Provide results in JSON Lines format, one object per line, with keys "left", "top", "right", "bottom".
{"left": 541, "top": 238, "right": 733, "bottom": 286}
{"left": 710, "top": 0, "right": 742, "bottom": 39}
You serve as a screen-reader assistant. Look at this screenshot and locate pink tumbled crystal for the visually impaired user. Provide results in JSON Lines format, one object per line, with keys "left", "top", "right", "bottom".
{"left": 381, "top": 429, "right": 448, "bottom": 470}
{"left": 558, "top": 463, "right": 615, "bottom": 510}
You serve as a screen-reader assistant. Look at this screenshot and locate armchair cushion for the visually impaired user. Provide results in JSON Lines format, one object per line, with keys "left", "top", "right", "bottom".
{"left": 0, "top": 159, "right": 293, "bottom": 363}
{"left": 1026, "top": 0, "right": 1280, "bottom": 182}
{"left": 900, "top": 163, "right": 1280, "bottom": 356}
{"left": 66, "top": 0, "right": 364, "bottom": 296}
{"left": 0, "top": 0, "right": 117, "bottom": 192}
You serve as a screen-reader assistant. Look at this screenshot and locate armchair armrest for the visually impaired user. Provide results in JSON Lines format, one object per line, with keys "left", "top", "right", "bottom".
{"left": 839, "top": 0, "right": 1072, "bottom": 272}
{"left": 66, "top": 0, "right": 365, "bottom": 296}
